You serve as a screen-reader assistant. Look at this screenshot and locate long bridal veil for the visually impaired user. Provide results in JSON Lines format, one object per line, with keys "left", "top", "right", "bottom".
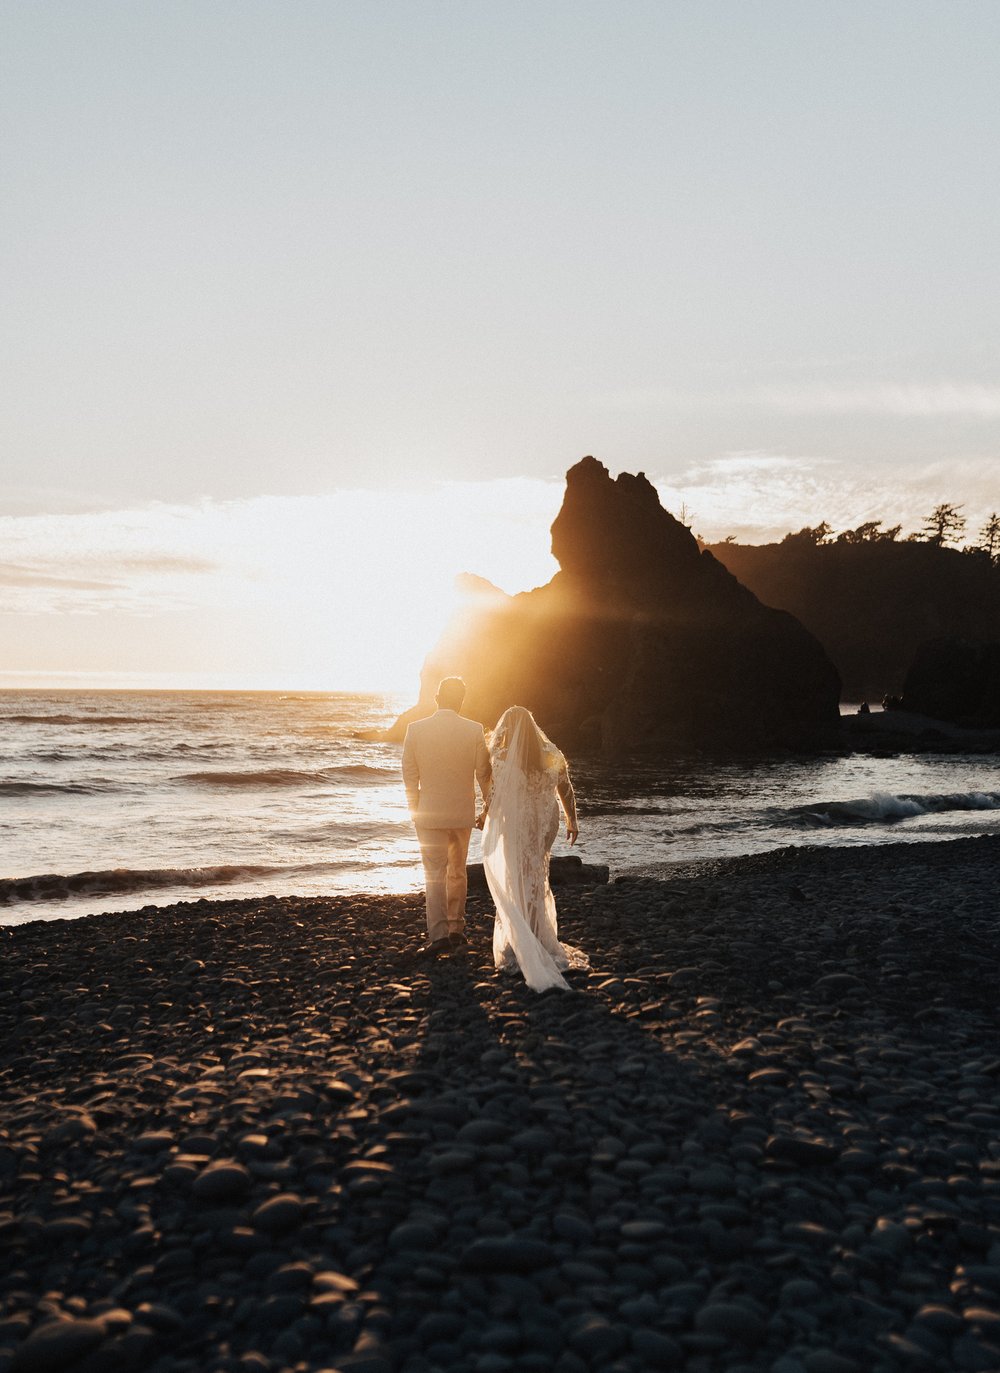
{"left": 481, "top": 706, "right": 588, "bottom": 992}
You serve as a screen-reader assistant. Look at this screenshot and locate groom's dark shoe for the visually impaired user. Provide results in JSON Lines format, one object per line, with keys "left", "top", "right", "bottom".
{"left": 419, "top": 937, "right": 452, "bottom": 960}
{"left": 447, "top": 931, "right": 468, "bottom": 950}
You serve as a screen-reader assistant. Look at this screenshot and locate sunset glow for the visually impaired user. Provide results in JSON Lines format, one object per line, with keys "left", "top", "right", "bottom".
{"left": 5, "top": 457, "right": 1000, "bottom": 692}
{"left": 0, "top": 482, "right": 562, "bottom": 693}
{"left": 3, "top": 4, "right": 999, "bottom": 692}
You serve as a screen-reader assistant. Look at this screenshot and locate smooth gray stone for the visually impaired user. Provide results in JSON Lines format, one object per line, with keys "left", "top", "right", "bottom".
{"left": 417, "top": 1313, "right": 465, "bottom": 1343}
{"left": 966, "top": 1307, "right": 1000, "bottom": 1336}
{"left": 266, "top": 1262, "right": 314, "bottom": 1292}
{"left": 426, "top": 1149, "right": 477, "bottom": 1173}
{"left": 869, "top": 1219, "right": 910, "bottom": 1257}
{"left": 770, "top": 1358, "right": 808, "bottom": 1373}
{"left": 191, "top": 1161, "right": 252, "bottom": 1203}
{"left": 963, "top": 1266, "right": 1000, "bottom": 1292}
{"left": 950, "top": 1334, "right": 1000, "bottom": 1372}
{"left": 883, "top": 1333, "right": 937, "bottom": 1364}
{"left": 458, "top": 1120, "right": 508, "bottom": 1145}
{"left": 766, "top": 1134, "right": 840, "bottom": 1166}
{"left": 155, "top": 1246, "right": 196, "bottom": 1276}
{"left": 666, "top": 967, "right": 701, "bottom": 988}
{"left": 333, "top": 1353, "right": 393, "bottom": 1373}
{"left": 560, "top": 1261, "right": 607, "bottom": 1285}
{"left": 509, "top": 1129, "right": 553, "bottom": 1155}
{"left": 235, "top": 1355, "right": 271, "bottom": 1373}
{"left": 245, "top": 1249, "right": 290, "bottom": 1280}
{"left": 552, "top": 1214, "right": 594, "bottom": 1244}
{"left": 661, "top": 1282, "right": 706, "bottom": 1312}
{"left": 565, "top": 1314, "right": 628, "bottom": 1361}
{"left": 11, "top": 1318, "right": 105, "bottom": 1373}
{"left": 389, "top": 1222, "right": 437, "bottom": 1252}
{"left": 650, "top": 1253, "right": 688, "bottom": 1281}
{"left": 478, "top": 1324, "right": 520, "bottom": 1353}
{"left": 466, "top": 857, "right": 608, "bottom": 890}
{"left": 251, "top": 1193, "right": 303, "bottom": 1234}
{"left": 41, "top": 1115, "right": 97, "bottom": 1146}
{"left": 619, "top": 1219, "right": 668, "bottom": 1242}
{"left": 254, "top": 1294, "right": 305, "bottom": 1327}
{"left": 133, "top": 1303, "right": 184, "bottom": 1333}
{"left": 630, "top": 1327, "right": 683, "bottom": 1364}
{"left": 802, "top": 1351, "right": 861, "bottom": 1373}
{"left": 913, "top": 1304, "right": 965, "bottom": 1336}
{"left": 780, "top": 1278, "right": 822, "bottom": 1306}
{"left": 782, "top": 1221, "right": 836, "bottom": 1248}
{"left": 475, "top": 1355, "right": 513, "bottom": 1373}
{"left": 688, "top": 1165, "right": 735, "bottom": 1195}
{"left": 815, "top": 973, "right": 863, "bottom": 994}
{"left": 700, "top": 1202, "right": 750, "bottom": 1226}
{"left": 617, "top": 1294, "right": 659, "bottom": 1325}
{"left": 693, "top": 1303, "right": 766, "bottom": 1345}
{"left": 463, "top": 1239, "right": 556, "bottom": 1273}
{"left": 133, "top": 1131, "right": 176, "bottom": 1154}
{"left": 39, "top": 1217, "right": 91, "bottom": 1243}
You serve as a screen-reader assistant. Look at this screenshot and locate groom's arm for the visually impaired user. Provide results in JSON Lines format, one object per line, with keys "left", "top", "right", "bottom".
{"left": 401, "top": 727, "right": 420, "bottom": 818}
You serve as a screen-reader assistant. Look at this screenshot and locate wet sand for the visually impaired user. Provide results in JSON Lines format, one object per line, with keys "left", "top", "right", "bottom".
{"left": 2, "top": 835, "right": 999, "bottom": 1373}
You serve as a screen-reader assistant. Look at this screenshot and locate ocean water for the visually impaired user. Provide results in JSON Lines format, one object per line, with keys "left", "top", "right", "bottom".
{"left": 3, "top": 690, "right": 1000, "bottom": 926}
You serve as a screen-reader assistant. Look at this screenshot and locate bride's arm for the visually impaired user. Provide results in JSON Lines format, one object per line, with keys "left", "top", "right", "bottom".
{"left": 557, "top": 770, "right": 579, "bottom": 845}
{"left": 475, "top": 750, "right": 496, "bottom": 829}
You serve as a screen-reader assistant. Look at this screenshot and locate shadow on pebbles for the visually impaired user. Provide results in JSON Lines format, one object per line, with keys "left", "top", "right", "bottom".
{"left": 2, "top": 835, "right": 1000, "bottom": 1373}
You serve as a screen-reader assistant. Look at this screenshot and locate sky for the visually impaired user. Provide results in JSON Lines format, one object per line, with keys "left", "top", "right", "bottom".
{"left": 2, "top": 2, "right": 999, "bottom": 690}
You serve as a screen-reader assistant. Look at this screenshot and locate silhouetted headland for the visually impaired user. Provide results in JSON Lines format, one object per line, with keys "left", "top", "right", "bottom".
{"left": 389, "top": 457, "right": 841, "bottom": 754}
{"left": 708, "top": 531, "right": 1000, "bottom": 703}
{"left": 902, "top": 637, "right": 1000, "bottom": 729}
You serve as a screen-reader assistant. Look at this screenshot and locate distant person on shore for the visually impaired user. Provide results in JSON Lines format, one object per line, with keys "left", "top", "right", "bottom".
{"left": 478, "top": 705, "right": 588, "bottom": 991}
{"left": 402, "top": 677, "right": 492, "bottom": 958}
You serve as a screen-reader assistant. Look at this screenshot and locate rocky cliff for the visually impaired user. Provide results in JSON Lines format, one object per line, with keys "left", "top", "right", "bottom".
{"left": 389, "top": 457, "right": 842, "bottom": 753}
{"left": 902, "top": 639, "right": 1000, "bottom": 728}
{"left": 706, "top": 536, "right": 1000, "bottom": 702}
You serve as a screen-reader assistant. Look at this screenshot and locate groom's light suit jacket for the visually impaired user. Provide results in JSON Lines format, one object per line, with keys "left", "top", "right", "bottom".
{"left": 401, "top": 709, "right": 492, "bottom": 831}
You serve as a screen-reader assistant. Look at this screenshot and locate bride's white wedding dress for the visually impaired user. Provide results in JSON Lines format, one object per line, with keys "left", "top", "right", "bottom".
{"left": 481, "top": 708, "right": 589, "bottom": 992}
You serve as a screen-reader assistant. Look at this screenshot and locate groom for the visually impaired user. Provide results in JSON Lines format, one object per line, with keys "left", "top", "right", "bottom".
{"left": 402, "top": 677, "right": 492, "bottom": 956}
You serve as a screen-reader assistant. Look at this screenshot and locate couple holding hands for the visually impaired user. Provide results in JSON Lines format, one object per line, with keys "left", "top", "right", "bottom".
{"left": 402, "top": 677, "right": 588, "bottom": 992}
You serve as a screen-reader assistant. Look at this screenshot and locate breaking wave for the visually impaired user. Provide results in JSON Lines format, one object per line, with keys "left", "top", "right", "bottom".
{"left": 0, "top": 861, "right": 337, "bottom": 907}
{"left": 0, "top": 780, "right": 115, "bottom": 797}
{"left": 176, "top": 764, "right": 393, "bottom": 788}
{"left": 796, "top": 791, "right": 1000, "bottom": 827}
{"left": 4, "top": 714, "right": 159, "bottom": 726}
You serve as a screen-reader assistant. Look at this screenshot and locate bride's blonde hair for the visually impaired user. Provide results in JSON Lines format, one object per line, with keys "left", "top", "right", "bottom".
{"left": 490, "top": 705, "right": 561, "bottom": 776}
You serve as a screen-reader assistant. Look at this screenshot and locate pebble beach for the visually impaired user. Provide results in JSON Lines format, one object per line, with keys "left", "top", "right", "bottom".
{"left": 3, "top": 835, "right": 1000, "bottom": 1373}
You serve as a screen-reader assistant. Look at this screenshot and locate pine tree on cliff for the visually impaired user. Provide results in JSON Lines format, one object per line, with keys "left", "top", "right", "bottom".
{"left": 978, "top": 512, "right": 1000, "bottom": 561}
{"left": 922, "top": 502, "right": 966, "bottom": 547}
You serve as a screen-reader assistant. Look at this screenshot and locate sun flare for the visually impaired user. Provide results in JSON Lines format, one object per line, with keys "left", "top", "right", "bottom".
{"left": 0, "top": 481, "right": 562, "bottom": 694}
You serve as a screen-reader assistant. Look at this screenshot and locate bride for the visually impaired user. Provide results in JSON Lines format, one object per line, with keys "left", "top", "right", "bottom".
{"left": 478, "top": 705, "right": 590, "bottom": 991}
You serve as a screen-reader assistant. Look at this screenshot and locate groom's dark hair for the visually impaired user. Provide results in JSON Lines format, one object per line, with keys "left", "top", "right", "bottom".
{"left": 436, "top": 677, "right": 466, "bottom": 711}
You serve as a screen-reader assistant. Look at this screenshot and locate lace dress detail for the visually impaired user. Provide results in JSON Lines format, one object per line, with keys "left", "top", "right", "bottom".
{"left": 483, "top": 745, "right": 589, "bottom": 992}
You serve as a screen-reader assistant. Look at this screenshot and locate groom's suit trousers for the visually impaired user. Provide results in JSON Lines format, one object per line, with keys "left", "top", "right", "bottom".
{"left": 402, "top": 708, "right": 492, "bottom": 944}
{"left": 415, "top": 825, "right": 472, "bottom": 943}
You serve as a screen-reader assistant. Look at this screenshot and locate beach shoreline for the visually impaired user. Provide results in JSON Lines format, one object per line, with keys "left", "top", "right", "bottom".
{"left": 3, "top": 835, "right": 1000, "bottom": 1371}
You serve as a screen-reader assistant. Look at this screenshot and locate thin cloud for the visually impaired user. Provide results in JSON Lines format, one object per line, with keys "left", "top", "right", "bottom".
{"left": 599, "top": 381, "right": 1000, "bottom": 420}
{"left": 0, "top": 563, "right": 119, "bottom": 591}
{"left": 109, "top": 554, "right": 217, "bottom": 574}
{"left": 752, "top": 383, "right": 1000, "bottom": 417}
{"left": 658, "top": 452, "right": 1000, "bottom": 544}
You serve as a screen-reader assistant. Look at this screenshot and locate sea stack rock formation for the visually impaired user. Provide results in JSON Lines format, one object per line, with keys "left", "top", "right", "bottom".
{"left": 390, "top": 457, "right": 841, "bottom": 753}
